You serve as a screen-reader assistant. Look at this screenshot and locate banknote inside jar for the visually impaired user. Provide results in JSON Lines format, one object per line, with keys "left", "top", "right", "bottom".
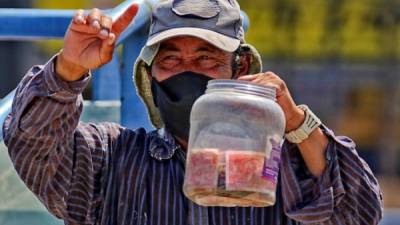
{"left": 184, "top": 148, "right": 277, "bottom": 207}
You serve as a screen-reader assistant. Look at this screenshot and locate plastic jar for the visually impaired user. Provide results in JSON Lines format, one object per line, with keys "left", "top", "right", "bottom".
{"left": 183, "top": 80, "right": 285, "bottom": 207}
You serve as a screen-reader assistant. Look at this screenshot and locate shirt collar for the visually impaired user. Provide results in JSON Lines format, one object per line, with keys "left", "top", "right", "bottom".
{"left": 148, "top": 128, "right": 182, "bottom": 161}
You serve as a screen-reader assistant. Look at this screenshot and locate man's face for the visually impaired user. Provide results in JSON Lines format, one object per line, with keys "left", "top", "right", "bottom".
{"left": 151, "top": 36, "right": 235, "bottom": 81}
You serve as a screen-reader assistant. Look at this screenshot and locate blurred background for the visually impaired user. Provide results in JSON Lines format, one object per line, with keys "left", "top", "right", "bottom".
{"left": 0, "top": 0, "right": 399, "bottom": 224}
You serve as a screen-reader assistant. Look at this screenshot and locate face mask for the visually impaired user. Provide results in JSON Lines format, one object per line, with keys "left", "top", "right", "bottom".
{"left": 151, "top": 71, "right": 213, "bottom": 141}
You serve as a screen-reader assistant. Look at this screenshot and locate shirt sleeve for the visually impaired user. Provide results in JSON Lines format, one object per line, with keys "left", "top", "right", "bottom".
{"left": 2, "top": 55, "right": 125, "bottom": 224}
{"left": 279, "top": 125, "right": 383, "bottom": 225}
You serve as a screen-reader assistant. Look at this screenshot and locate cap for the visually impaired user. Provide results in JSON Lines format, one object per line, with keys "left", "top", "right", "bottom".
{"left": 146, "top": 0, "right": 244, "bottom": 52}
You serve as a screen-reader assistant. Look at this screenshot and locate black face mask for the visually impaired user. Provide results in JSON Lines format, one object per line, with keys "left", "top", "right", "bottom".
{"left": 151, "top": 71, "right": 213, "bottom": 141}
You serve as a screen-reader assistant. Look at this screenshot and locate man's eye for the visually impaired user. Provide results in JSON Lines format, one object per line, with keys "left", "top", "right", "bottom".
{"left": 198, "top": 55, "right": 217, "bottom": 64}
{"left": 163, "top": 56, "right": 179, "bottom": 61}
{"left": 199, "top": 55, "right": 213, "bottom": 61}
{"left": 160, "top": 56, "right": 180, "bottom": 67}
{"left": 197, "top": 55, "right": 218, "bottom": 68}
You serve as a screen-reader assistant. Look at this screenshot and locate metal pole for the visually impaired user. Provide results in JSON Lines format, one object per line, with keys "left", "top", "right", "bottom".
{"left": 92, "top": 52, "right": 121, "bottom": 100}
{"left": 120, "top": 29, "right": 152, "bottom": 130}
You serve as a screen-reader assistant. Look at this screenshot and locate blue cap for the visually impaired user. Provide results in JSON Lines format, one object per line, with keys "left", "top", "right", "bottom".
{"left": 146, "top": 0, "right": 244, "bottom": 52}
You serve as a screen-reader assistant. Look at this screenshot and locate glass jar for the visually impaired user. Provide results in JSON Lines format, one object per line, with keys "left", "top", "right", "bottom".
{"left": 183, "top": 80, "right": 285, "bottom": 207}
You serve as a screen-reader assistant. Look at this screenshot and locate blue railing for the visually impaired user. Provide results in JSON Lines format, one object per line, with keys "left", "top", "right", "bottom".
{"left": 0, "top": 0, "right": 249, "bottom": 140}
{"left": 0, "top": 0, "right": 155, "bottom": 42}
{"left": 0, "top": 91, "right": 15, "bottom": 138}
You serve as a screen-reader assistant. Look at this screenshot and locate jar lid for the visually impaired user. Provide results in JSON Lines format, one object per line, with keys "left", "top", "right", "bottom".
{"left": 206, "top": 79, "right": 276, "bottom": 100}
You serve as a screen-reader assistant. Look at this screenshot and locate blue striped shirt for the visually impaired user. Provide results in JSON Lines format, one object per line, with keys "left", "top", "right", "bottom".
{"left": 3, "top": 56, "right": 383, "bottom": 225}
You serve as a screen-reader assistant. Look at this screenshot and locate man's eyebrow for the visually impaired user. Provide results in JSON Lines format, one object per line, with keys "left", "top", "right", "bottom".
{"left": 158, "top": 44, "right": 180, "bottom": 52}
{"left": 196, "top": 46, "right": 218, "bottom": 53}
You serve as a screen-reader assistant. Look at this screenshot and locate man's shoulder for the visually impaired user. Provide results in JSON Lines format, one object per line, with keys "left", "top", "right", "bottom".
{"left": 103, "top": 123, "right": 155, "bottom": 146}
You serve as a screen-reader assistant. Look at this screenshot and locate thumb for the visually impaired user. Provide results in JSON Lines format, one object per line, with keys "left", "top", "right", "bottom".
{"left": 112, "top": 3, "right": 139, "bottom": 36}
{"left": 99, "top": 33, "right": 117, "bottom": 64}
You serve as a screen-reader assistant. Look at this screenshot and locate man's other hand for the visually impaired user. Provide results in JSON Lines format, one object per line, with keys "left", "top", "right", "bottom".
{"left": 238, "top": 72, "right": 305, "bottom": 132}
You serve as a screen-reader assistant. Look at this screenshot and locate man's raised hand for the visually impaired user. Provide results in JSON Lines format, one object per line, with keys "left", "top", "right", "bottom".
{"left": 56, "top": 4, "right": 139, "bottom": 81}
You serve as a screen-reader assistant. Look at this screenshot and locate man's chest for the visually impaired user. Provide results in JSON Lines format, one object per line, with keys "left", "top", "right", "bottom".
{"left": 99, "top": 148, "right": 287, "bottom": 225}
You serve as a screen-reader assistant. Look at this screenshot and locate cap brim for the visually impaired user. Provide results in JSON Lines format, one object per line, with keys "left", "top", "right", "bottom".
{"left": 146, "top": 27, "right": 240, "bottom": 52}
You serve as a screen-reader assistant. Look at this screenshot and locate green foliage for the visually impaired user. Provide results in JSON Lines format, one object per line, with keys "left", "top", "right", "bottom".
{"left": 33, "top": 0, "right": 91, "bottom": 9}
{"left": 32, "top": 0, "right": 400, "bottom": 61}
{"left": 239, "top": 0, "right": 400, "bottom": 61}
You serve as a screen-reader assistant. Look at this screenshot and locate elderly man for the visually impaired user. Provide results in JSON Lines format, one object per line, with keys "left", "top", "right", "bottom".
{"left": 3, "top": 0, "right": 383, "bottom": 225}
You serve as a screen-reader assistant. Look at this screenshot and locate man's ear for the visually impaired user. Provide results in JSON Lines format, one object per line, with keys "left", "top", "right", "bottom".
{"left": 233, "top": 51, "right": 251, "bottom": 79}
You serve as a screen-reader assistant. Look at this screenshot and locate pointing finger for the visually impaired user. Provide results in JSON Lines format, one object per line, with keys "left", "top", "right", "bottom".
{"left": 112, "top": 3, "right": 139, "bottom": 36}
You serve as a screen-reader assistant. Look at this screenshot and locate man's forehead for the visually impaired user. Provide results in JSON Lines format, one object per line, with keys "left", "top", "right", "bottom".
{"left": 158, "top": 36, "right": 227, "bottom": 54}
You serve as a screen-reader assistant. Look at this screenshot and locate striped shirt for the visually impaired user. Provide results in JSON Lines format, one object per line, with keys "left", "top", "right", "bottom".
{"left": 3, "top": 56, "right": 383, "bottom": 225}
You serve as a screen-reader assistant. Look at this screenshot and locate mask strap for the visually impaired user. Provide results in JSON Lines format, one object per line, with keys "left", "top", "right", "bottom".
{"left": 231, "top": 46, "right": 243, "bottom": 79}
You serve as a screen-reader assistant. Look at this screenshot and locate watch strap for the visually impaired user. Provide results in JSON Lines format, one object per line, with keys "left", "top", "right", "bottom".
{"left": 285, "top": 105, "right": 322, "bottom": 144}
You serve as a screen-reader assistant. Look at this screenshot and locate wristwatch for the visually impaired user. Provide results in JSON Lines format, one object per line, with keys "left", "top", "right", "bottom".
{"left": 284, "top": 105, "right": 322, "bottom": 144}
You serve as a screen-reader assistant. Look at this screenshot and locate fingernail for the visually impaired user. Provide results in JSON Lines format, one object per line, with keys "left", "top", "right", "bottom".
{"left": 92, "top": 20, "right": 100, "bottom": 29}
{"left": 77, "top": 15, "right": 84, "bottom": 23}
{"left": 100, "top": 29, "right": 108, "bottom": 37}
{"left": 108, "top": 34, "right": 116, "bottom": 45}
{"left": 74, "top": 16, "right": 84, "bottom": 24}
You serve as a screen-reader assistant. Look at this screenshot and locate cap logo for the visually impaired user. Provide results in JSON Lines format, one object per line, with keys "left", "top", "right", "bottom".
{"left": 172, "top": 0, "right": 220, "bottom": 18}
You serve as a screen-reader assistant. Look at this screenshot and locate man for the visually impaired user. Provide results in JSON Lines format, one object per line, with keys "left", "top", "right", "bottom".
{"left": 3, "top": 0, "right": 383, "bottom": 224}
